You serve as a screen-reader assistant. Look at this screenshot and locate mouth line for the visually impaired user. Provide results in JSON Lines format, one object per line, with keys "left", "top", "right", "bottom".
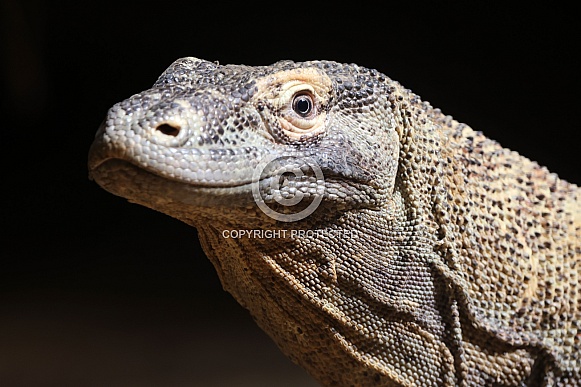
{"left": 91, "top": 157, "right": 257, "bottom": 189}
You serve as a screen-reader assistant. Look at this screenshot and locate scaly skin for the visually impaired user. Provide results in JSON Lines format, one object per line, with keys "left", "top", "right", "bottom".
{"left": 89, "top": 58, "right": 580, "bottom": 386}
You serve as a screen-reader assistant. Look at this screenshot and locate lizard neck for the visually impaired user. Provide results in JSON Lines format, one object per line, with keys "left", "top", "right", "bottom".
{"left": 194, "top": 195, "right": 457, "bottom": 385}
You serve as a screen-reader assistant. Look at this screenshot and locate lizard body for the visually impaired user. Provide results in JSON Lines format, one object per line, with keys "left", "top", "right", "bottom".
{"left": 89, "top": 58, "right": 580, "bottom": 386}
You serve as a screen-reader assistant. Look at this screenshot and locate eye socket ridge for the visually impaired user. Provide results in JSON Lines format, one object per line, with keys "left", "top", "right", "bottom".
{"left": 291, "top": 91, "right": 316, "bottom": 118}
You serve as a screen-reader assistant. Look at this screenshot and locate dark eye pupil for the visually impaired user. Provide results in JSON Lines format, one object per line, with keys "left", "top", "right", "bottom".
{"left": 293, "top": 94, "right": 313, "bottom": 116}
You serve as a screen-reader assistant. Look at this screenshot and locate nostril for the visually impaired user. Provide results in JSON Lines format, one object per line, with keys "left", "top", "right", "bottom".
{"left": 156, "top": 123, "right": 181, "bottom": 137}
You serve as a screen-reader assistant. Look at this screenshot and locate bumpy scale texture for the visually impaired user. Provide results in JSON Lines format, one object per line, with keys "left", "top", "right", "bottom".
{"left": 89, "top": 58, "right": 580, "bottom": 386}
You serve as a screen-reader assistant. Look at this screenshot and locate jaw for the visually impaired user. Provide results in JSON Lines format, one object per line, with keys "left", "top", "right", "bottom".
{"left": 89, "top": 156, "right": 334, "bottom": 229}
{"left": 88, "top": 132, "right": 335, "bottom": 226}
{"left": 87, "top": 121, "right": 269, "bottom": 222}
{"left": 89, "top": 158, "right": 260, "bottom": 224}
{"left": 89, "top": 151, "right": 389, "bottom": 230}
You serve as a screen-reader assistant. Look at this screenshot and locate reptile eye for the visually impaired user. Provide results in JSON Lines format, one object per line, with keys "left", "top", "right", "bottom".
{"left": 267, "top": 73, "right": 330, "bottom": 140}
{"left": 292, "top": 93, "right": 314, "bottom": 117}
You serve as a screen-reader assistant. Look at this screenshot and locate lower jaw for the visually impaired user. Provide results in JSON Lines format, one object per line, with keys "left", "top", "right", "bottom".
{"left": 90, "top": 159, "right": 258, "bottom": 211}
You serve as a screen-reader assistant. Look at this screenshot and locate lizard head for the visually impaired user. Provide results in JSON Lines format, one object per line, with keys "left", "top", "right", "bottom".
{"left": 88, "top": 57, "right": 402, "bottom": 226}
{"left": 88, "top": 59, "right": 467, "bottom": 384}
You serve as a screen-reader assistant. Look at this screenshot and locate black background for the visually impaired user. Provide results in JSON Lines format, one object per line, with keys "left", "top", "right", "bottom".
{"left": 1, "top": 2, "right": 578, "bottom": 385}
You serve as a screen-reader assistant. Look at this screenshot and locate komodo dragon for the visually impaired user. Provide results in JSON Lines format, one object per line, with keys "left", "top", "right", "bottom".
{"left": 88, "top": 57, "right": 580, "bottom": 386}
